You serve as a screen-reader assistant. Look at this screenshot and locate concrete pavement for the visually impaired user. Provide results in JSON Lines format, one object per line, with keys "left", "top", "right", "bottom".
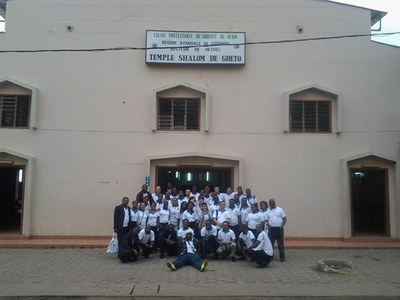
{"left": 0, "top": 248, "right": 399, "bottom": 298}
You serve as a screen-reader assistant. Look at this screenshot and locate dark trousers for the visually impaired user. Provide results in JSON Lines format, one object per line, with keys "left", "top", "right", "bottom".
{"left": 189, "top": 221, "right": 200, "bottom": 239}
{"left": 174, "top": 253, "right": 202, "bottom": 270}
{"left": 250, "top": 250, "right": 273, "bottom": 267}
{"left": 118, "top": 247, "right": 139, "bottom": 263}
{"left": 150, "top": 226, "right": 158, "bottom": 249}
{"left": 200, "top": 236, "right": 218, "bottom": 258}
{"left": 229, "top": 225, "right": 239, "bottom": 241}
{"left": 249, "top": 228, "right": 258, "bottom": 239}
{"left": 116, "top": 227, "right": 130, "bottom": 248}
{"left": 140, "top": 242, "right": 154, "bottom": 258}
{"left": 268, "top": 227, "right": 285, "bottom": 260}
{"left": 158, "top": 223, "right": 169, "bottom": 248}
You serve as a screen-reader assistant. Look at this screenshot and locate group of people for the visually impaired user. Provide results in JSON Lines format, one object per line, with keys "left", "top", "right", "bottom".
{"left": 113, "top": 184, "right": 287, "bottom": 271}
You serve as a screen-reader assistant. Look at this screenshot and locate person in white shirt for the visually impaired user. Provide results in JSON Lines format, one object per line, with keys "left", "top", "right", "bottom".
{"left": 147, "top": 202, "right": 160, "bottom": 249}
{"left": 130, "top": 200, "right": 140, "bottom": 228}
{"left": 213, "top": 186, "right": 225, "bottom": 203}
{"left": 155, "top": 193, "right": 164, "bottom": 211}
{"left": 190, "top": 185, "right": 200, "bottom": 200}
{"left": 136, "top": 202, "right": 148, "bottom": 229}
{"left": 238, "top": 223, "right": 255, "bottom": 260}
{"left": 195, "top": 196, "right": 205, "bottom": 223}
{"left": 217, "top": 221, "right": 237, "bottom": 261}
{"left": 236, "top": 186, "right": 245, "bottom": 201}
{"left": 259, "top": 200, "right": 270, "bottom": 234}
{"left": 152, "top": 186, "right": 162, "bottom": 203}
{"left": 245, "top": 204, "right": 263, "bottom": 236}
{"left": 208, "top": 197, "right": 220, "bottom": 217}
{"left": 212, "top": 201, "right": 231, "bottom": 230}
{"left": 227, "top": 198, "right": 240, "bottom": 240}
{"left": 177, "top": 219, "right": 194, "bottom": 239}
{"left": 198, "top": 202, "right": 212, "bottom": 229}
{"left": 181, "top": 189, "right": 191, "bottom": 204}
{"left": 158, "top": 201, "right": 171, "bottom": 232}
{"left": 177, "top": 202, "right": 187, "bottom": 230}
{"left": 267, "top": 198, "right": 287, "bottom": 262}
{"left": 142, "top": 196, "right": 151, "bottom": 213}
{"left": 200, "top": 220, "right": 218, "bottom": 259}
{"left": 244, "top": 188, "right": 258, "bottom": 206}
{"left": 239, "top": 197, "right": 251, "bottom": 227}
{"left": 168, "top": 197, "right": 180, "bottom": 229}
{"left": 138, "top": 224, "right": 155, "bottom": 258}
{"left": 182, "top": 202, "right": 198, "bottom": 225}
{"left": 224, "top": 186, "right": 235, "bottom": 207}
{"left": 249, "top": 223, "right": 273, "bottom": 268}
{"left": 203, "top": 186, "right": 212, "bottom": 206}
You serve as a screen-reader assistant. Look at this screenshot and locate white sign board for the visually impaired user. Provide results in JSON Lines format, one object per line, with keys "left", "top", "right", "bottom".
{"left": 146, "top": 30, "right": 245, "bottom": 65}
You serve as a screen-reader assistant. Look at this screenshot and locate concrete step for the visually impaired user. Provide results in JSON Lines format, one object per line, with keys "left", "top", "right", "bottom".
{"left": 0, "top": 235, "right": 399, "bottom": 249}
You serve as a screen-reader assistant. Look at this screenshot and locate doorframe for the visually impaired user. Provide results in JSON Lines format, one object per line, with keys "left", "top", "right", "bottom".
{"left": 349, "top": 167, "right": 390, "bottom": 236}
{"left": 155, "top": 165, "right": 234, "bottom": 191}
{"left": 0, "top": 148, "right": 34, "bottom": 236}
{"left": 0, "top": 165, "right": 25, "bottom": 233}
{"left": 145, "top": 152, "right": 242, "bottom": 193}
{"left": 340, "top": 152, "right": 397, "bottom": 238}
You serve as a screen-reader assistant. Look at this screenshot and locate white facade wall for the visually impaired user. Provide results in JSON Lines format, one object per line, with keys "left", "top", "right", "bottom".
{"left": 0, "top": 0, "right": 399, "bottom": 237}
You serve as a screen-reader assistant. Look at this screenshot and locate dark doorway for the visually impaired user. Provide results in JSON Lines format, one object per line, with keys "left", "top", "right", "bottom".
{"left": 0, "top": 167, "right": 24, "bottom": 233}
{"left": 350, "top": 169, "right": 389, "bottom": 236}
{"left": 157, "top": 167, "right": 233, "bottom": 193}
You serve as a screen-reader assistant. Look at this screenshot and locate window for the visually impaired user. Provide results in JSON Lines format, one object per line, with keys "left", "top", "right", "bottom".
{"left": 289, "top": 100, "right": 331, "bottom": 133}
{"left": 158, "top": 98, "right": 200, "bottom": 130}
{"left": 0, "top": 95, "right": 31, "bottom": 128}
{"left": 0, "top": 1, "right": 6, "bottom": 32}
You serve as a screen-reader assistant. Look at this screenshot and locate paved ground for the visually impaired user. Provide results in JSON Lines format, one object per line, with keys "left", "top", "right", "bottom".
{"left": 0, "top": 248, "right": 400, "bottom": 299}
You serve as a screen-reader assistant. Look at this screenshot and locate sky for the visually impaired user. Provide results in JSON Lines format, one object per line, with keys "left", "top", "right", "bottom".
{"left": 333, "top": 0, "right": 400, "bottom": 46}
{"left": 0, "top": 0, "right": 399, "bottom": 47}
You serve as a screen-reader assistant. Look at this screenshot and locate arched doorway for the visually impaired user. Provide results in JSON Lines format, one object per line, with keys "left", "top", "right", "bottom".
{"left": 157, "top": 166, "right": 233, "bottom": 192}
{"left": 148, "top": 154, "right": 241, "bottom": 194}
{"left": 350, "top": 168, "right": 388, "bottom": 236}
{"left": 0, "top": 151, "right": 28, "bottom": 234}
{"left": 347, "top": 154, "right": 395, "bottom": 237}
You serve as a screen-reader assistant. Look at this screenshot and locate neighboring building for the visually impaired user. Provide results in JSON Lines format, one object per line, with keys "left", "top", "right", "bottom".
{"left": 0, "top": 0, "right": 399, "bottom": 238}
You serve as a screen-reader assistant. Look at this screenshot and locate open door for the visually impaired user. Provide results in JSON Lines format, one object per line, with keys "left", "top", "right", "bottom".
{"left": 350, "top": 168, "right": 389, "bottom": 236}
{"left": 0, "top": 167, "right": 24, "bottom": 233}
{"left": 157, "top": 166, "right": 233, "bottom": 192}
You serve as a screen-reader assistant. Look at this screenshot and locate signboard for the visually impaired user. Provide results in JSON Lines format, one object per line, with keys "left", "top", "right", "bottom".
{"left": 145, "top": 176, "right": 150, "bottom": 187}
{"left": 146, "top": 30, "right": 245, "bottom": 65}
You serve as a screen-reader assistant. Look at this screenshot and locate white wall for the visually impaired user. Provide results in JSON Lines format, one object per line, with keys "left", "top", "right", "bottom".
{"left": 0, "top": 0, "right": 398, "bottom": 236}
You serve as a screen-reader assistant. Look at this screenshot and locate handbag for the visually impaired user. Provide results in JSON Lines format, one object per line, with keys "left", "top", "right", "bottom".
{"left": 106, "top": 233, "right": 119, "bottom": 253}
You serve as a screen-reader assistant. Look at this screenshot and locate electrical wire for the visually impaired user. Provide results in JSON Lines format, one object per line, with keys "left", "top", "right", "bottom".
{"left": 0, "top": 31, "right": 399, "bottom": 53}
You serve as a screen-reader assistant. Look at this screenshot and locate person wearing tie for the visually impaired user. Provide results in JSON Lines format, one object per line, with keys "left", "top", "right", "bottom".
{"left": 113, "top": 197, "right": 132, "bottom": 247}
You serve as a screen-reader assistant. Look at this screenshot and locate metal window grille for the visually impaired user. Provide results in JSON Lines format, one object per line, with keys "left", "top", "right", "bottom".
{"left": 289, "top": 100, "right": 331, "bottom": 133}
{"left": 0, "top": 95, "right": 31, "bottom": 128}
{"left": 158, "top": 98, "right": 200, "bottom": 130}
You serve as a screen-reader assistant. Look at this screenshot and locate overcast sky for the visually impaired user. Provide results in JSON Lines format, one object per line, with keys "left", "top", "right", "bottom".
{"left": 0, "top": 0, "right": 399, "bottom": 47}
{"left": 334, "top": 0, "right": 400, "bottom": 46}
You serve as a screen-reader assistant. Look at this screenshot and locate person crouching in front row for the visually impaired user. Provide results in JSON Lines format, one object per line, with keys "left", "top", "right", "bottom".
{"left": 248, "top": 223, "right": 274, "bottom": 268}
{"left": 138, "top": 224, "right": 155, "bottom": 258}
{"left": 118, "top": 226, "right": 140, "bottom": 263}
{"left": 216, "top": 221, "right": 237, "bottom": 262}
{"left": 159, "top": 223, "right": 178, "bottom": 258}
{"left": 166, "top": 231, "right": 208, "bottom": 272}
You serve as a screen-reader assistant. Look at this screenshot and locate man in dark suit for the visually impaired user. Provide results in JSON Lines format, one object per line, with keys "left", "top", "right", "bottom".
{"left": 114, "top": 197, "right": 132, "bottom": 247}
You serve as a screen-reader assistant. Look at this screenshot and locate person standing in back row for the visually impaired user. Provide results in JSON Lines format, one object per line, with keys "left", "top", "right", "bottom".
{"left": 266, "top": 199, "right": 287, "bottom": 262}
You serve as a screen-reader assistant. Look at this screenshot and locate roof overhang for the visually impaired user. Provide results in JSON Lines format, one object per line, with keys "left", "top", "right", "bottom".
{"left": 325, "top": 1, "right": 387, "bottom": 27}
